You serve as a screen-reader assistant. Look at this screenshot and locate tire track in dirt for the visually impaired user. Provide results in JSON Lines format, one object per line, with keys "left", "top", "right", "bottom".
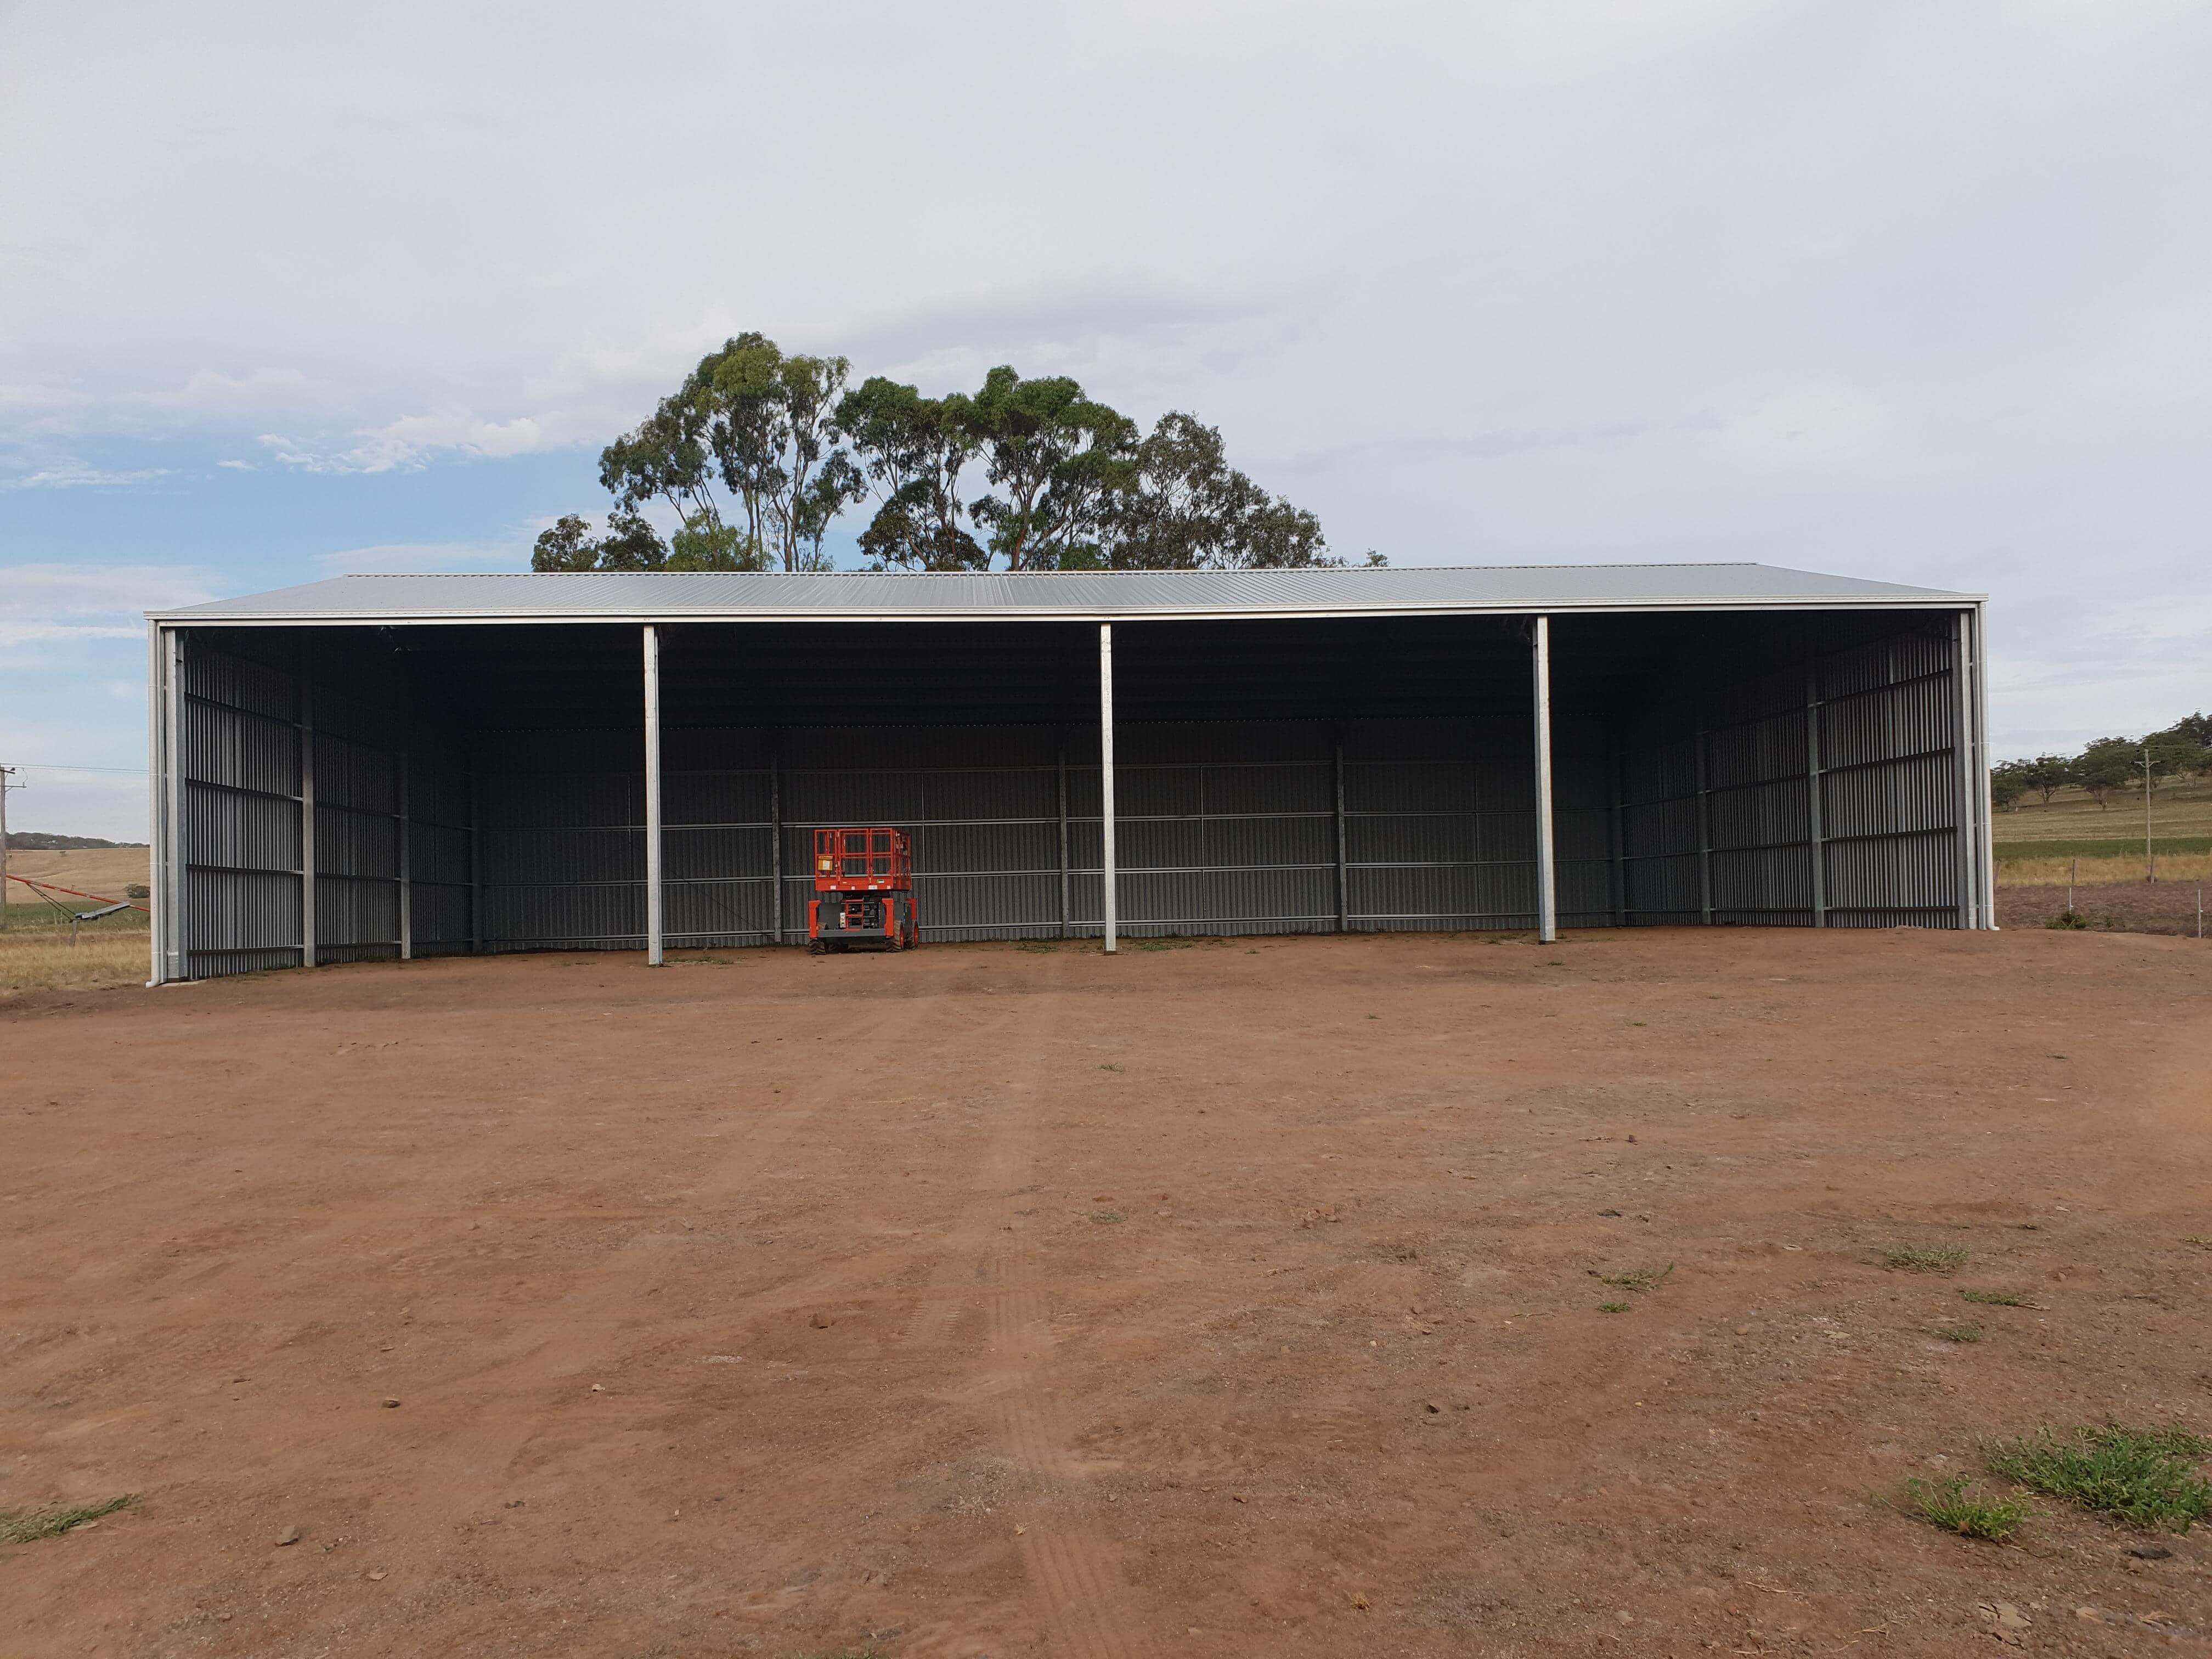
{"left": 420, "top": 983, "right": 1033, "bottom": 1501}
{"left": 908, "top": 955, "right": 1150, "bottom": 1659}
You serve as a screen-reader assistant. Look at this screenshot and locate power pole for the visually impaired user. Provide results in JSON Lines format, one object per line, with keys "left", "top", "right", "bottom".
{"left": 0, "top": 765, "right": 19, "bottom": 930}
{"left": 2144, "top": 737, "right": 2153, "bottom": 883}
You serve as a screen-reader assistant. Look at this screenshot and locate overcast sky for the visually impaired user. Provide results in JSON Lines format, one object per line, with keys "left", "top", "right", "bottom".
{"left": 3, "top": 0, "right": 2207, "bottom": 839}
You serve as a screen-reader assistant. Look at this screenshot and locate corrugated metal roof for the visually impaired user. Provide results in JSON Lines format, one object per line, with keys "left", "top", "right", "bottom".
{"left": 153, "top": 562, "right": 1978, "bottom": 624}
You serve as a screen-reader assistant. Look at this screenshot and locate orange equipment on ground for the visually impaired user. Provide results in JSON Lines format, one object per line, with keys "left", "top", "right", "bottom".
{"left": 806, "top": 827, "right": 919, "bottom": 953}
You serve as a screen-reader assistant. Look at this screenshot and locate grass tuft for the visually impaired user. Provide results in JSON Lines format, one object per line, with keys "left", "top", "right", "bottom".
{"left": 1934, "top": 1323, "right": 1983, "bottom": 1343}
{"left": 1589, "top": 1263, "right": 1674, "bottom": 1294}
{"left": 1088, "top": 1210, "right": 1126, "bottom": 1224}
{"left": 1883, "top": 1243, "right": 1969, "bottom": 1274}
{"left": 1961, "top": 1289, "right": 2032, "bottom": 1307}
{"left": 0, "top": 1494, "right": 135, "bottom": 1544}
{"left": 1899, "top": 1474, "right": 2027, "bottom": 1542}
{"left": 1983, "top": 1426, "right": 2212, "bottom": 1532}
{"left": 1596, "top": 1301, "right": 1631, "bottom": 1314}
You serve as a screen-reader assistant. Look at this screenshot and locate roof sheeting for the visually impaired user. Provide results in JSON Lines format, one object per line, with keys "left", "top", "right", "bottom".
{"left": 153, "top": 562, "right": 1977, "bottom": 624}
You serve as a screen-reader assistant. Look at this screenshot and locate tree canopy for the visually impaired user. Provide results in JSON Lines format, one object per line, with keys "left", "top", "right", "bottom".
{"left": 535, "top": 338, "right": 1361, "bottom": 574}
{"left": 1990, "top": 714, "right": 2212, "bottom": 811}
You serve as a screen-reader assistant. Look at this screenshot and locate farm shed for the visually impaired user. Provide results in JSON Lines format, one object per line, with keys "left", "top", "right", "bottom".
{"left": 144, "top": 565, "right": 1994, "bottom": 982}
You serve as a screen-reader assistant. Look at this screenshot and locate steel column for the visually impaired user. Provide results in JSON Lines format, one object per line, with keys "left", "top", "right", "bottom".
{"left": 1333, "top": 732, "right": 1349, "bottom": 933}
{"left": 397, "top": 749, "right": 413, "bottom": 960}
{"left": 1694, "top": 724, "right": 1713, "bottom": 926}
{"left": 1099, "top": 622, "right": 1117, "bottom": 954}
{"left": 1532, "top": 615, "right": 1557, "bottom": 945}
{"left": 1973, "top": 603, "right": 1997, "bottom": 930}
{"left": 1607, "top": 743, "right": 1626, "bottom": 927}
{"left": 300, "top": 663, "right": 317, "bottom": 968}
{"left": 165, "top": 628, "right": 186, "bottom": 981}
{"left": 1953, "top": 611, "right": 1976, "bottom": 930}
{"left": 145, "top": 624, "right": 167, "bottom": 984}
{"left": 467, "top": 748, "right": 482, "bottom": 954}
{"left": 1805, "top": 662, "right": 1826, "bottom": 927}
{"left": 770, "top": 742, "right": 783, "bottom": 945}
{"left": 1057, "top": 738, "right": 1071, "bottom": 939}
{"left": 644, "top": 624, "right": 664, "bottom": 966}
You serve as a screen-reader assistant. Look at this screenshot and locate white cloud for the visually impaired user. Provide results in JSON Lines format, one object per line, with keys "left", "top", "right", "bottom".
{"left": 312, "top": 535, "right": 533, "bottom": 574}
{"left": 0, "top": 563, "right": 217, "bottom": 653}
{"left": 1, "top": 461, "right": 172, "bottom": 490}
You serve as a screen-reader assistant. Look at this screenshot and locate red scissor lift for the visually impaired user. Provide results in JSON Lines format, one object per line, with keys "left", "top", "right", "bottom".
{"left": 808, "top": 827, "right": 919, "bottom": 953}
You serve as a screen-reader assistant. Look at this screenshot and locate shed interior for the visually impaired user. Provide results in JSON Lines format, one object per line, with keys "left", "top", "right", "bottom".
{"left": 166, "top": 607, "right": 1982, "bottom": 978}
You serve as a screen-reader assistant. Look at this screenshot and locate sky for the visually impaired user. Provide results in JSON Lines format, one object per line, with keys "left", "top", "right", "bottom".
{"left": 3, "top": 0, "right": 2208, "bottom": 840}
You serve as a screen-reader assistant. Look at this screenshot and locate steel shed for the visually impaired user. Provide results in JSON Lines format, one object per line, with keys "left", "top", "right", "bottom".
{"left": 144, "top": 563, "right": 1994, "bottom": 982}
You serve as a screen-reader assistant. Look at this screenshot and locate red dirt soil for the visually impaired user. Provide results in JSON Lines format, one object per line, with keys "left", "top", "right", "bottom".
{"left": 2001, "top": 880, "right": 2210, "bottom": 939}
{"left": 3, "top": 928, "right": 2210, "bottom": 1658}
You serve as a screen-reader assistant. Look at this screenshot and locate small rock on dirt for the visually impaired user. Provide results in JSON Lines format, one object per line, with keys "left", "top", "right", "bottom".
{"left": 381, "top": 1397, "right": 401, "bottom": 1408}
{"left": 365, "top": 1568, "right": 387, "bottom": 1582}
{"left": 2129, "top": 1545, "right": 2174, "bottom": 1560}
{"left": 275, "top": 1526, "right": 301, "bottom": 1547}
{"left": 810, "top": 1312, "right": 835, "bottom": 1329}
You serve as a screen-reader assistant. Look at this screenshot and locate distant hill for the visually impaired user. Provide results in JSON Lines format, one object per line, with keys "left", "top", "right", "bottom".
{"left": 4, "top": 833, "right": 149, "bottom": 851}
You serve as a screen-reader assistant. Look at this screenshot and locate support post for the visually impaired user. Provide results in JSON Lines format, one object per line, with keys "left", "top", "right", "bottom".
{"left": 1532, "top": 614, "right": 1558, "bottom": 945}
{"left": 1974, "top": 603, "right": 1997, "bottom": 929}
{"left": 770, "top": 740, "right": 783, "bottom": 945}
{"left": 1333, "top": 732, "right": 1349, "bottom": 933}
{"left": 300, "top": 663, "right": 317, "bottom": 969}
{"left": 1953, "top": 611, "right": 1976, "bottom": 930}
{"left": 1099, "top": 622, "right": 1117, "bottom": 954}
{"left": 1057, "top": 737, "right": 1071, "bottom": 939}
{"left": 397, "top": 749, "right": 412, "bottom": 960}
{"left": 167, "top": 628, "right": 187, "bottom": 981}
{"left": 467, "top": 746, "right": 482, "bottom": 954}
{"left": 1805, "top": 662, "right": 1826, "bottom": 927}
{"left": 1607, "top": 743, "right": 1626, "bottom": 927}
{"left": 1694, "top": 725, "right": 1713, "bottom": 926}
{"left": 146, "top": 624, "right": 165, "bottom": 983}
{"left": 644, "top": 624, "right": 664, "bottom": 966}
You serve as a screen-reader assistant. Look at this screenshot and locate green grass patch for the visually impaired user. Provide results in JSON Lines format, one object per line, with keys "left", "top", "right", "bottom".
{"left": 1899, "top": 1474, "right": 2027, "bottom": 1542}
{"left": 1596, "top": 1301, "right": 1631, "bottom": 1314}
{"left": 1984, "top": 1426, "right": 2212, "bottom": 1532}
{"left": 0, "top": 1494, "right": 134, "bottom": 1543}
{"left": 1088, "top": 1210, "right": 1126, "bottom": 1224}
{"left": 1883, "top": 1243, "right": 1969, "bottom": 1274}
{"left": 1589, "top": 1263, "right": 1673, "bottom": 1293}
{"left": 1934, "top": 1323, "right": 1983, "bottom": 1343}
{"left": 1961, "top": 1289, "right": 2032, "bottom": 1307}
{"left": 1995, "top": 834, "right": 2212, "bottom": 861}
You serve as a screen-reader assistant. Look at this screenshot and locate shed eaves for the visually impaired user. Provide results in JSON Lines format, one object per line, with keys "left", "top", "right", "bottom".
{"left": 152, "top": 562, "right": 1977, "bottom": 624}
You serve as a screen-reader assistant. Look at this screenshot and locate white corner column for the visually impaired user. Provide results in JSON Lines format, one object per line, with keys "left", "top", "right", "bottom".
{"left": 165, "top": 628, "right": 188, "bottom": 981}
{"left": 146, "top": 623, "right": 169, "bottom": 984}
{"left": 1099, "top": 622, "right": 1117, "bottom": 955}
{"left": 644, "top": 623, "right": 664, "bottom": 966}
{"left": 396, "top": 749, "right": 413, "bottom": 961}
{"left": 1532, "top": 614, "right": 1558, "bottom": 945}
{"left": 1973, "top": 602, "right": 1997, "bottom": 930}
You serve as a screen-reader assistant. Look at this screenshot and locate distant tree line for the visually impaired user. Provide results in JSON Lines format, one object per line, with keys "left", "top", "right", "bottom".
{"left": 1991, "top": 712, "right": 2212, "bottom": 810}
{"left": 533, "top": 334, "right": 1373, "bottom": 575}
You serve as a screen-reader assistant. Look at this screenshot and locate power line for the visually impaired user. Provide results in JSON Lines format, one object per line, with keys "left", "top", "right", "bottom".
{"left": 0, "top": 762, "right": 148, "bottom": 775}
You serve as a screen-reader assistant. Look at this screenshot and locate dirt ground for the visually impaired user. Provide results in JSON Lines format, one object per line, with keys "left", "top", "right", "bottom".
{"left": 3, "top": 929, "right": 2209, "bottom": 1659}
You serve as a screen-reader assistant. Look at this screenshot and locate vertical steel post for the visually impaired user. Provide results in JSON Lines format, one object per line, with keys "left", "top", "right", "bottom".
{"left": 397, "top": 749, "right": 412, "bottom": 961}
{"left": 145, "top": 623, "right": 166, "bottom": 984}
{"left": 167, "top": 628, "right": 187, "bottom": 981}
{"left": 1974, "top": 603, "right": 1997, "bottom": 929}
{"left": 1099, "top": 622, "right": 1117, "bottom": 954}
{"left": 1057, "top": 737, "right": 1071, "bottom": 940}
{"left": 1805, "top": 661, "right": 1826, "bottom": 927}
{"left": 300, "top": 661, "right": 317, "bottom": 969}
{"left": 467, "top": 747, "right": 482, "bottom": 955}
{"left": 1953, "top": 611, "right": 1976, "bottom": 930}
{"left": 1333, "top": 732, "right": 1349, "bottom": 933}
{"left": 644, "top": 624, "right": 664, "bottom": 966}
{"left": 770, "top": 741, "right": 783, "bottom": 945}
{"left": 1694, "top": 725, "right": 1713, "bottom": 926}
{"left": 1532, "top": 615, "right": 1557, "bottom": 945}
{"left": 1607, "top": 743, "right": 1626, "bottom": 927}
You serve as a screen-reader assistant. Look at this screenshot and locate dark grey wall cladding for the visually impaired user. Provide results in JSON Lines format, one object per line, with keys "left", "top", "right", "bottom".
{"left": 1617, "top": 623, "right": 1964, "bottom": 928}
{"left": 178, "top": 639, "right": 471, "bottom": 976}
{"left": 173, "top": 610, "right": 1976, "bottom": 974}
{"left": 474, "top": 714, "right": 1608, "bottom": 947}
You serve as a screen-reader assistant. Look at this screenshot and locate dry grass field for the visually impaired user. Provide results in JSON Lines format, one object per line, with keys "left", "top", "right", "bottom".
{"left": 3, "top": 845, "right": 151, "bottom": 996}
{"left": 1993, "top": 779, "right": 2212, "bottom": 854}
{"left": 3, "top": 928, "right": 2208, "bottom": 1658}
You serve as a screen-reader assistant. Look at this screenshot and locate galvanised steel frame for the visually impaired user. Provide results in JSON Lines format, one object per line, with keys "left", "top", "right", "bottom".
{"left": 147, "top": 602, "right": 1996, "bottom": 982}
